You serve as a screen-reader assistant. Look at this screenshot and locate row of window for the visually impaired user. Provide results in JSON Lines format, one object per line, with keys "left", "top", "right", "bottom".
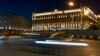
{"left": 32, "top": 26, "right": 89, "bottom": 31}
{"left": 0, "top": 26, "right": 28, "bottom": 30}
{"left": 32, "top": 22, "right": 91, "bottom": 30}
{"left": 32, "top": 27, "right": 82, "bottom": 31}
{"left": 33, "top": 14, "right": 81, "bottom": 20}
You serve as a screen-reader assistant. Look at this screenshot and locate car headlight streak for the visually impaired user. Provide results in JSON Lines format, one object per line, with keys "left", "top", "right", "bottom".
{"left": 35, "top": 40, "right": 88, "bottom": 46}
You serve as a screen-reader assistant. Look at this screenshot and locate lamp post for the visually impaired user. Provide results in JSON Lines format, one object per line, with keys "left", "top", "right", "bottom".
{"left": 67, "top": 1, "right": 87, "bottom": 30}
{"left": 68, "top": 1, "right": 74, "bottom": 7}
{"left": 80, "top": 7, "right": 84, "bottom": 29}
{"left": 68, "top": 1, "right": 74, "bottom": 29}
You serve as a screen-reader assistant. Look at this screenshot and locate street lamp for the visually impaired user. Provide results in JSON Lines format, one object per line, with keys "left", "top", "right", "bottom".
{"left": 67, "top": 1, "right": 87, "bottom": 29}
{"left": 68, "top": 1, "right": 74, "bottom": 7}
{"left": 68, "top": 1, "right": 75, "bottom": 29}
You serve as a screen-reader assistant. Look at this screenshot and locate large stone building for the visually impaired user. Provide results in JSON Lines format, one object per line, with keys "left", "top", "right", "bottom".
{"left": 0, "top": 14, "right": 31, "bottom": 37}
{"left": 32, "top": 6, "right": 97, "bottom": 31}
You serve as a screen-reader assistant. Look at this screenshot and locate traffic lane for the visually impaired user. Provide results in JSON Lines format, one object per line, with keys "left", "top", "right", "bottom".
{"left": 0, "top": 43, "right": 53, "bottom": 56}
{"left": 5, "top": 39, "right": 100, "bottom": 51}
{"left": 4, "top": 39, "right": 100, "bottom": 56}
{"left": 8, "top": 43, "right": 100, "bottom": 56}
{"left": 0, "top": 39, "right": 100, "bottom": 56}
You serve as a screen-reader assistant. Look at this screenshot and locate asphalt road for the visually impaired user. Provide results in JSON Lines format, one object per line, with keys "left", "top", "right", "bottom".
{"left": 0, "top": 39, "right": 100, "bottom": 56}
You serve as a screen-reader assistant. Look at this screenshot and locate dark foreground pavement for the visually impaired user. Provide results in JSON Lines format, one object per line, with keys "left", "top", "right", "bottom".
{"left": 0, "top": 39, "right": 100, "bottom": 56}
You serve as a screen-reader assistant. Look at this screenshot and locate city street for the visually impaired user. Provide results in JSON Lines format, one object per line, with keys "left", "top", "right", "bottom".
{"left": 0, "top": 38, "right": 100, "bottom": 56}
{"left": 0, "top": 0, "right": 100, "bottom": 56}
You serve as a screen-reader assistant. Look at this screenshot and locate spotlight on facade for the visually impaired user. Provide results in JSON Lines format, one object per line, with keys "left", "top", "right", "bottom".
{"left": 97, "top": 15, "right": 100, "bottom": 18}
{"left": 84, "top": 10, "right": 89, "bottom": 15}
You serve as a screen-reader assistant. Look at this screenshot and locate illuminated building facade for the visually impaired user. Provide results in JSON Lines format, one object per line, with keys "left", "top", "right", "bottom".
{"left": 0, "top": 14, "right": 31, "bottom": 35}
{"left": 32, "top": 7, "right": 97, "bottom": 31}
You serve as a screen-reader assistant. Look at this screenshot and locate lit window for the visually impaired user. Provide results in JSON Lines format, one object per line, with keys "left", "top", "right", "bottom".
{"left": 75, "top": 14, "right": 77, "bottom": 16}
{"left": 45, "top": 17, "right": 47, "bottom": 19}
{"left": 2, "top": 27, "right": 3, "bottom": 30}
{"left": 42, "top": 17, "right": 44, "bottom": 19}
{"left": 40, "top": 17, "right": 42, "bottom": 20}
{"left": 58, "top": 16, "right": 60, "bottom": 18}
{"left": 46, "top": 17, "right": 48, "bottom": 19}
{"left": 0, "top": 27, "right": 1, "bottom": 29}
{"left": 5, "top": 26, "right": 7, "bottom": 29}
{"left": 48, "top": 17, "right": 49, "bottom": 19}
{"left": 33, "top": 17, "right": 36, "bottom": 20}
{"left": 41, "top": 17, "right": 43, "bottom": 20}
{"left": 62, "top": 15, "right": 64, "bottom": 18}
{"left": 78, "top": 14, "right": 80, "bottom": 16}
{"left": 49, "top": 16, "right": 51, "bottom": 19}
{"left": 73, "top": 15, "right": 75, "bottom": 17}
{"left": 57, "top": 16, "right": 59, "bottom": 18}
{"left": 48, "top": 17, "right": 50, "bottom": 19}
{"left": 70, "top": 15, "right": 73, "bottom": 17}
{"left": 38, "top": 18, "right": 40, "bottom": 20}
{"left": 54, "top": 16, "right": 55, "bottom": 18}
{"left": 51, "top": 16, "right": 53, "bottom": 18}
{"left": 66, "top": 15, "right": 67, "bottom": 17}
{"left": 36, "top": 18, "right": 38, "bottom": 20}
{"left": 70, "top": 23, "right": 72, "bottom": 28}
{"left": 61, "top": 15, "right": 63, "bottom": 18}
{"left": 37, "top": 17, "right": 39, "bottom": 20}
{"left": 44, "top": 17, "right": 46, "bottom": 19}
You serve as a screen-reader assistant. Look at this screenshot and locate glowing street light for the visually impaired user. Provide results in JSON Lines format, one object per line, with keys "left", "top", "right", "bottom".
{"left": 68, "top": 1, "right": 74, "bottom": 7}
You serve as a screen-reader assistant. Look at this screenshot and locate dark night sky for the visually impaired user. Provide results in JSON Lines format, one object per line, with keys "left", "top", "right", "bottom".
{"left": 0, "top": 0, "right": 100, "bottom": 21}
